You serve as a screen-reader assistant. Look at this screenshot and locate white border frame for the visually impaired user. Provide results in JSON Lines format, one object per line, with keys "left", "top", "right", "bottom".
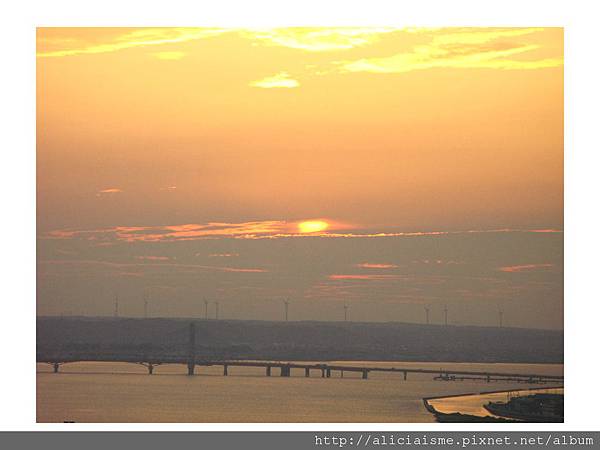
{"left": 2, "top": 0, "right": 598, "bottom": 432}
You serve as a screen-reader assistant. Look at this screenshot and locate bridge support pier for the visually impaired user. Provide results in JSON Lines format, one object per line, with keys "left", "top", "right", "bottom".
{"left": 362, "top": 369, "right": 368, "bottom": 380}
{"left": 148, "top": 363, "right": 154, "bottom": 375}
{"left": 305, "top": 367, "right": 310, "bottom": 377}
{"left": 403, "top": 371, "right": 407, "bottom": 380}
{"left": 321, "top": 368, "right": 325, "bottom": 378}
{"left": 223, "top": 365, "right": 228, "bottom": 376}
{"left": 266, "top": 366, "right": 271, "bottom": 376}
{"left": 341, "top": 370, "right": 344, "bottom": 378}
{"left": 486, "top": 374, "right": 490, "bottom": 383}
{"left": 187, "top": 322, "right": 196, "bottom": 376}
{"left": 53, "top": 363, "right": 59, "bottom": 373}
{"left": 326, "top": 368, "right": 331, "bottom": 378}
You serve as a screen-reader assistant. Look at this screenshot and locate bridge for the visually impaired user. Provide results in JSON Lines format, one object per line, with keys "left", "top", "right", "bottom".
{"left": 37, "top": 323, "right": 564, "bottom": 384}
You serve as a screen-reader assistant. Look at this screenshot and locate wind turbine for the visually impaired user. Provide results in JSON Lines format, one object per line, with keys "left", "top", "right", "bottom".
{"left": 424, "top": 306, "right": 430, "bottom": 325}
{"left": 114, "top": 293, "right": 119, "bottom": 318}
{"left": 343, "top": 304, "right": 349, "bottom": 322}
{"left": 283, "top": 299, "right": 289, "bottom": 322}
{"left": 204, "top": 298, "right": 209, "bottom": 320}
{"left": 444, "top": 305, "right": 448, "bottom": 326}
{"left": 215, "top": 301, "right": 220, "bottom": 320}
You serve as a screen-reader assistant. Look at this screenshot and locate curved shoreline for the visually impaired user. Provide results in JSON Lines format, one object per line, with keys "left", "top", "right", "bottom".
{"left": 423, "top": 384, "right": 564, "bottom": 402}
{"left": 423, "top": 385, "right": 564, "bottom": 422}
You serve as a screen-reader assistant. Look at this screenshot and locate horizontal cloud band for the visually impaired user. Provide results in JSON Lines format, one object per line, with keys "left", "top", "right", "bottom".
{"left": 42, "top": 220, "right": 562, "bottom": 243}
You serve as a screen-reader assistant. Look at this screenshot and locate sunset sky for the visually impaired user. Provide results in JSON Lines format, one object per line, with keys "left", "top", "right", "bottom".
{"left": 36, "top": 27, "right": 563, "bottom": 328}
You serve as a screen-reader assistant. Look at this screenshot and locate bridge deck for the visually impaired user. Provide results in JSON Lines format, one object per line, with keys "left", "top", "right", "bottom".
{"left": 37, "top": 355, "right": 563, "bottom": 381}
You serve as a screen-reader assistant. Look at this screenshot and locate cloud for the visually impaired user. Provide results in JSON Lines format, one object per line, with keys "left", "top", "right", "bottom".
{"left": 220, "top": 267, "right": 266, "bottom": 273}
{"left": 498, "top": 263, "right": 555, "bottom": 273}
{"left": 37, "top": 28, "right": 227, "bottom": 58}
{"left": 96, "top": 188, "right": 123, "bottom": 196}
{"left": 356, "top": 263, "right": 399, "bottom": 269}
{"left": 241, "top": 27, "right": 395, "bottom": 52}
{"left": 136, "top": 256, "right": 170, "bottom": 261}
{"left": 39, "top": 259, "right": 267, "bottom": 274}
{"left": 430, "top": 28, "right": 543, "bottom": 45}
{"left": 412, "top": 259, "right": 464, "bottom": 265}
{"left": 43, "top": 221, "right": 563, "bottom": 243}
{"left": 45, "top": 221, "right": 291, "bottom": 242}
{"left": 37, "top": 27, "right": 562, "bottom": 82}
{"left": 37, "top": 27, "right": 393, "bottom": 59}
{"left": 337, "top": 28, "right": 562, "bottom": 74}
{"left": 328, "top": 274, "right": 402, "bottom": 281}
{"left": 249, "top": 72, "right": 299, "bottom": 88}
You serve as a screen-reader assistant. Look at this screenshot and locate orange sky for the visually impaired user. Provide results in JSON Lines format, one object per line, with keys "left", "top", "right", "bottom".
{"left": 36, "top": 28, "right": 563, "bottom": 328}
{"left": 37, "top": 27, "right": 563, "bottom": 232}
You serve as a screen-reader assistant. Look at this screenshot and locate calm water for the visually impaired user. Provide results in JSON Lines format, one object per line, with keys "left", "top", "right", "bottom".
{"left": 36, "top": 361, "right": 563, "bottom": 423}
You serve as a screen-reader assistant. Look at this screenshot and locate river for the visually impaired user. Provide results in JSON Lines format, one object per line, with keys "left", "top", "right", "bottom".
{"left": 36, "top": 361, "right": 563, "bottom": 422}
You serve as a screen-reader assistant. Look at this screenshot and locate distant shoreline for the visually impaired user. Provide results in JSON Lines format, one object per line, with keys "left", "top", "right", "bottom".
{"left": 423, "top": 385, "right": 564, "bottom": 402}
{"left": 423, "top": 386, "right": 564, "bottom": 423}
{"left": 37, "top": 316, "right": 564, "bottom": 365}
{"left": 36, "top": 315, "right": 564, "bottom": 333}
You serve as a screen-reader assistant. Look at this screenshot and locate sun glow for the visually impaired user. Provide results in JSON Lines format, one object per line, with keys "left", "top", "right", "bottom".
{"left": 298, "top": 220, "right": 329, "bottom": 234}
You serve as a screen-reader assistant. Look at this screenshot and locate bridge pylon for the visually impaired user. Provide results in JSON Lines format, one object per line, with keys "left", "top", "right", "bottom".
{"left": 187, "top": 322, "right": 196, "bottom": 376}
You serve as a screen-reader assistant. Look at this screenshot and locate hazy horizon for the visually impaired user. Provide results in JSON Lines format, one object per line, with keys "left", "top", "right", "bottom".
{"left": 35, "top": 314, "right": 563, "bottom": 332}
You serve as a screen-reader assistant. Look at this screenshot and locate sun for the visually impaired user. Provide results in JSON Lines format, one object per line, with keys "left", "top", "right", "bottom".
{"left": 298, "top": 220, "right": 329, "bottom": 234}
